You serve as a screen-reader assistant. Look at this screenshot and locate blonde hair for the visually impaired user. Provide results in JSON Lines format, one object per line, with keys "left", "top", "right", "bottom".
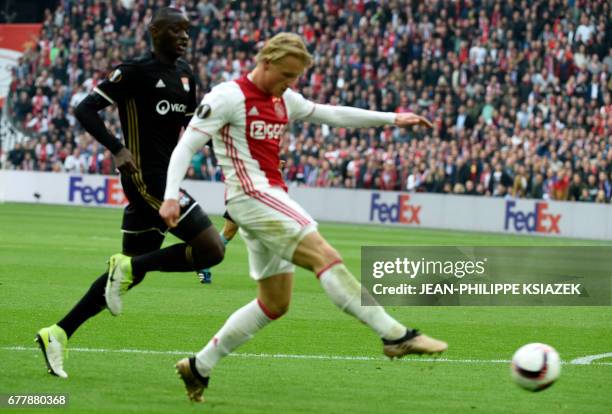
{"left": 255, "top": 32, "right": 313, "bottom": 67}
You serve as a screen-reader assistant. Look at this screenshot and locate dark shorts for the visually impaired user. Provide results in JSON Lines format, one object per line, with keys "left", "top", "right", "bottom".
{"left": 120, "top": 174, "right": 212, "bottom": 254}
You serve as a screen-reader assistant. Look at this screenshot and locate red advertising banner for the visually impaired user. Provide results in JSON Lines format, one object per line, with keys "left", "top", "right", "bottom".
{"left": 0, "top": 23, "right": 42, "bottom": 107}
{"left": 0, "top": 24, "right": 41, "bottom": 51}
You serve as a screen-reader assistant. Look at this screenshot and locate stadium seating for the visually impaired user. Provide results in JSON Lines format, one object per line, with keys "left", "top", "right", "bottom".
{"left": 4, "top": 0, "right": 611, "bottom": 202}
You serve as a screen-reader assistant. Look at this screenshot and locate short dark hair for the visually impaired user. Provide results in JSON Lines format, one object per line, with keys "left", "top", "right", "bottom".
{"left": 151, "top": 7, "right": 184, "bottom": 27}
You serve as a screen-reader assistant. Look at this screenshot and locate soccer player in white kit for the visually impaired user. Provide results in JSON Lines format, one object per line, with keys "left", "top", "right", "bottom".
{"left": 160, "top": 33, "right": 447, "bottom": 402}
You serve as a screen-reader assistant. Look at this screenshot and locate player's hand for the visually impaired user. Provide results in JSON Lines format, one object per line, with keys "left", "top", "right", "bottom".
{"left": 394, "top": 112, "right": 433, "bottom": 129}
{"left": 159, "top": 199, "right": 180, "bottom": 228}
{"left": 113, "top": 147, "right": 139, "bottom": 175}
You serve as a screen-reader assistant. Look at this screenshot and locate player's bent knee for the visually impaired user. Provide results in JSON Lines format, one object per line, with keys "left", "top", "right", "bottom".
{"left": 257, "top": 297, "right": 291, "bottom": 320}
{"left": 263, "top": 300, "right": 290, "bottom": 318}
{"left": 313, "top": 236, "right": 341, "bottom": 261}
{"left": 326, "top": 246, "right": 342, "bottom": 263}
{"left": 191, "top": 241, "right": 225, "bottom": 268}
{"left": 209, "top": 241, "right": 225, "bottom": 265}
{"left": 319, "top": 245, "right": 342, "bottom": 267}
{"left": 276, "top": 299, "right": 291, "bottom": 316}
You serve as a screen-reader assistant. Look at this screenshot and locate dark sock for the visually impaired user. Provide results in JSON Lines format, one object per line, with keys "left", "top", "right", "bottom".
{"left": 189, "top": 357, "right": 210, "bottom": 383}
{"left": 57, "top": 273, "right": 107, "bottom": 338}
{"left": 382, "top": 329, "right": 418, "bottom": 344}
{"left": 131, "top": 243, "right": 196, "bottom": 276}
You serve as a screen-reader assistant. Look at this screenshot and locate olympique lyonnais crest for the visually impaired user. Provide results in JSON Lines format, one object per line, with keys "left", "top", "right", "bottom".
{"left": 178, "top": 191, "right": 190, "bottom": 207}
{"left": 181, "top": 77, "right": 190, "bottom": 92}
{"left": 273, "top": 99, "right": 286, "bottom": 119}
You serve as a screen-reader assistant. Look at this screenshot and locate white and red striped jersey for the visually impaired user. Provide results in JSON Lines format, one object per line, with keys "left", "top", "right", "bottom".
{"left": 165, "top": 74, "right": 396, "bottom": 202}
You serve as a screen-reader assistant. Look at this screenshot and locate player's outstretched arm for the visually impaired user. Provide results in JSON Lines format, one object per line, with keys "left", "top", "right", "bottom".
{"left": 393, "top": 112, "right": 433, "bottom": 128}
{"left": 74, "top": 94, "right": 139, "bottom": 175}
{"left": 306, "top": 103, "right": 432, "bottom": 129}
{"left": 160, "top": 126, "right": 211, "bottom": 228}
{"left": 284, "top": 89, "right": 432, "bottom": 130}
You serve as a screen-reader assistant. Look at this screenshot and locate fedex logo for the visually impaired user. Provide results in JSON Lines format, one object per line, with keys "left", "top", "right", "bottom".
{"left": 504, "top": 200, "right": 561, "bottom": 234}
{"left": 68, "top": 176, "right": 126, "bottom": 205}
{"left": 370, "top": 193, "right": 421, "bottom": 224}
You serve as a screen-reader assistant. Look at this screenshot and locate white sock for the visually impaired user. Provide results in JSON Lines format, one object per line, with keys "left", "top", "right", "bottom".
{"left": 195, "top": 299, "right": 276, "bottom": 376}
{"left": 318, "top": 262, "right": 406, "bottom": 340}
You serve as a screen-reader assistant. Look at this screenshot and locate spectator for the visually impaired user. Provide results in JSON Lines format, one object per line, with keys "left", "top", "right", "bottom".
{"left": 585, "top": 174, "right": 599, "bottom": 201}
{"left": 64, "top": 147, "right": 86, "bottom": 173}
{"left": 12, "top": 91, "right": 33, "bottom": 122}
{"left": 568, "top": 173, "right": 585, "bottom": 201}
{"left": 453, "top": 183, "right": 466, "bottom": 194}
{"left": 21, "top": 152, "right": 36, "bottom": 170}
{"left": 552, "top": 168, "right": 571, "bottom": 201}
{"left": 100, "top": 149, "right": 115, "bottom": 175}
{"left": 575, "top": 13, "right": 595, "bottom": 44}
{"left": 465, "top": 180, "right": 477, "bottom": 195}
{"left": 598, "top": 171, "right": 612, "bottom": 202}
{"left": 7, "top": 142, "right": 25, "bottom": 169}
{"left": 578, "top": 187, "right": 592, "bottom": 202}
{"left": 380, "top": 160, "right": 397, "bottom": 191}
{"left": 512, "top": 165, "right": 528, "bottom": 198}
{"left": 530, "top": 174, "right": 545, "bottom": 200}
{"left": 315, "top": 160, "right": 334, "bottom": 188}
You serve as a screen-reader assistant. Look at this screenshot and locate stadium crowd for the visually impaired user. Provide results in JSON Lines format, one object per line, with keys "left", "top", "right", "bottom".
{"left": 4, "top": 0, "right": 612, "bottom": 202}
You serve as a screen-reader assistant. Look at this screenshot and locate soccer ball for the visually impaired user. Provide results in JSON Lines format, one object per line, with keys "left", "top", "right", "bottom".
{"left": 511, "top": 343, "right": 561, "bottom": 391}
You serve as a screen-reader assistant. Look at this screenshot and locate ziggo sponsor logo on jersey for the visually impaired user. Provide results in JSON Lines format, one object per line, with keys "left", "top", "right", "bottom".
{"left": 249, "top": 120, "right": 285, "bottom": 140}
{"left": 68, "top": 176, "right": 126, "bottom": 205}
{"left": 370, "top": 193, "right": 421, "bottom": 224}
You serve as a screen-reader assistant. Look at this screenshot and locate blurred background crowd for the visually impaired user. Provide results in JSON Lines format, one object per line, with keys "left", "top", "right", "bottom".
{"left": 4, "top": 0, "right": 612, "bottom": 202}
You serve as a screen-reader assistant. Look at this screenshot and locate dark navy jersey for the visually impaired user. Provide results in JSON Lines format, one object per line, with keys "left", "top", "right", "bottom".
{"left": 95, "top": 52, "right": 196, "bottom": 177}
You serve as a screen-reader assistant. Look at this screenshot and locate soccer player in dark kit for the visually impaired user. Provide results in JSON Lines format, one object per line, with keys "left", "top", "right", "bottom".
{"left": 35, "top": 7, "right": 225, "bottom": 378}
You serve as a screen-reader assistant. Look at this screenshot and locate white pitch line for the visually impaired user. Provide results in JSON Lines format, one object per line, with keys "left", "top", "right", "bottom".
{"left": 2, "top": 346, "right": 611, "bottom": 366}
{"left": 570, "top": 352, "right": 612, "bottom": 365}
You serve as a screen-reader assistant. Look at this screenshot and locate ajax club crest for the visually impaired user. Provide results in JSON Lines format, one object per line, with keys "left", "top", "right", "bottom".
{"left": 273, "top": 100, "right": 286, "bottom": 119}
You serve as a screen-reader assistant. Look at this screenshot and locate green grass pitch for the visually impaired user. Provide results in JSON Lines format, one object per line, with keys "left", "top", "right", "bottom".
{"left": 0, "top": 202, "right": 610, "bottom": 413}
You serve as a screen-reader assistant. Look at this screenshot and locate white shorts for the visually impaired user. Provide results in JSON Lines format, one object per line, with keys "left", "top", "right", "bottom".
{"left": 226, "top": 188, "right": 318, "bottom": 280}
